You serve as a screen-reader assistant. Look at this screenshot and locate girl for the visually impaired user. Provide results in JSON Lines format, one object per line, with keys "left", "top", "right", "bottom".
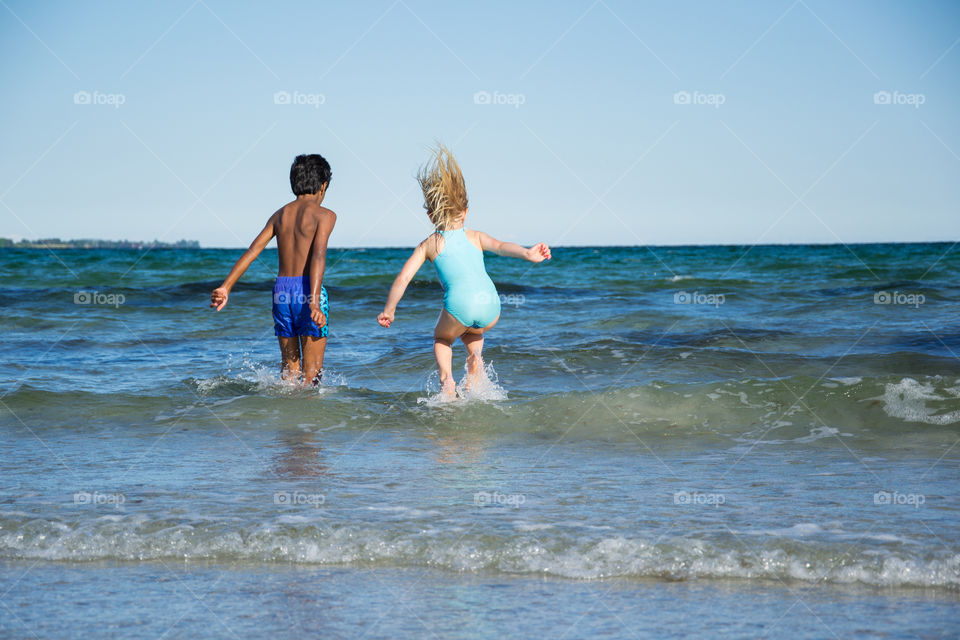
{"left": 378, "top": 145, "right": 551, "bottom": 397}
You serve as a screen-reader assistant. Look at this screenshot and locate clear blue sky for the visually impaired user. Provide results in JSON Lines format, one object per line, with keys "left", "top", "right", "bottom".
{"left": 1, "top": 0, "right": 958, "bottom": 247}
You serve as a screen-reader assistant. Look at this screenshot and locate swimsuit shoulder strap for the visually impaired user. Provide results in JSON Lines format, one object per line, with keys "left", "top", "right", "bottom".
{"left": 439, "top": 227, "right": 468, "bottom": 247}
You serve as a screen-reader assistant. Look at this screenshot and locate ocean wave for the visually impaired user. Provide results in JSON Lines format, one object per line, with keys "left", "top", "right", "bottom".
{"left": 1, "top": 514, "right": 956, "bottom": 589}
{"left": 4, "top": 375, "right": 959, "bottom": 441}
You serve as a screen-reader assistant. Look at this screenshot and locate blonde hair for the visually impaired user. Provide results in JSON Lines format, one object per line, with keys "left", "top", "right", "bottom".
{"left": 417, "top": 144, "right": 468, "bottom": 231}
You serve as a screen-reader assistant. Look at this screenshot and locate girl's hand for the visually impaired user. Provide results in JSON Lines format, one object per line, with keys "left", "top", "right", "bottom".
{"left": 525, "top": 242, "right": 552, "bottom": 263}
{"left": 377, "top": 311, "right": 394, "bottom": 328}
{"left": 210, "top": 286, "right": 229, "bottom": 311}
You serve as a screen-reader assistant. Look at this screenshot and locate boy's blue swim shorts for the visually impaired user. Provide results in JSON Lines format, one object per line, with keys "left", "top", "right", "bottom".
{"left": 272, "top": 276, "right": 328, "bottom": 338}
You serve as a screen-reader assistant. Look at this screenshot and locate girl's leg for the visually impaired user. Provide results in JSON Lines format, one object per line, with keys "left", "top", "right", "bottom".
{"left": 460, "top": 314, "right": 498, "bottom": 390}
{"left": 433, "top": 340, "right": 455, "bottom": 396}
{"left": 460, "top": 332, "right": 484, "bottom": 390}
{"left": 434, "top": 309, "right": 466, "bottom": 396}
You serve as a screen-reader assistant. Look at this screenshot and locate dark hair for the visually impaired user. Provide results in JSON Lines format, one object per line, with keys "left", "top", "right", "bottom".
{"left": 289, "top": 154, "right": 332, "bottom": 195}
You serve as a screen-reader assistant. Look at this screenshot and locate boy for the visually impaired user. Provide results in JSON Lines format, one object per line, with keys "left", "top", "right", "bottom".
{"left": 210, "top": 154, "right": 337, "bottom": 385}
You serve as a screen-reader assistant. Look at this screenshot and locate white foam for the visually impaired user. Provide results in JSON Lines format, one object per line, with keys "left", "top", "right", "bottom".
{"left": 366, "top": 506, "right": 441, "bottom": 517}
{"left": 881, "top": 377, "right": 960, "bottom": 425}
{"left": 276, "top": 515, "right": 311, "bottom": 524}
{"left": 418, "top": 362, "right": 507, "bottom": 405}
{"left": 792, "top": 426, "right": 847, "bottom": 443}
{"left": 514, "top": 522, "right": 554, "bottom": 532}
{"left": 195, "top": 356, "right": 346, "bottom": 395}
{"left": 742, "top": 523, "right": 824, "bottom": 537}
{"left": 2, "top": 517, "right": 957, "bottom": 588}
{"left": 457, "top": 362, "right": 507, "bottom": 402}
{"left": 315, "top": 421, "right": 347, "bottom": 432}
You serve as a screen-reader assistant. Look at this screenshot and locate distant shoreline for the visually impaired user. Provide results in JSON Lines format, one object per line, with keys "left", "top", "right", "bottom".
{"left": 0, "top": 239, "right": 200, "bottom": 250}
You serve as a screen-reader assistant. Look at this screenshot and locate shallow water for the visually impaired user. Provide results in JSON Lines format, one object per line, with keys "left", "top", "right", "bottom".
{"left": 2, "top": 563, "right": 958, "bottom": 639}
{"left": 1, "top": 243, "right": 958, "bottom": 637}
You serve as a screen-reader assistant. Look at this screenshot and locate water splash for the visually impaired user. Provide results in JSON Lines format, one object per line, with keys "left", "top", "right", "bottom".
{"left": 457, "top": 361, "right": 507, "bottom": 402}
{"left": 194, "top": 353, "right": 346, "bottom": 395}
{"left": 418, "top": 361, "right": 507, "bottom": 405}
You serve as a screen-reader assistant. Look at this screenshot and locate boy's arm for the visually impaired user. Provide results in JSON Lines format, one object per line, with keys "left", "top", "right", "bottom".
{"left": 308, "top": 210, "right": 337, "bottom": 327}
{"left": 378, "top": 243, "right": 428, "bottom": 328}
{"left": 477, "top": 231, "right": 551, "bottom": 263}
{"left": 210, "top": 214, "right": 277, "bottom": 311}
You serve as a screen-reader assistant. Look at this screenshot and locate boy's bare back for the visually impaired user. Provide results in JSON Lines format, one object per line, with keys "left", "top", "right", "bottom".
{"left": 210, "top": 153, "right": 336, "bottom": 386}
{"left": 273, "top": 200, "right": 337, "bottom": 277}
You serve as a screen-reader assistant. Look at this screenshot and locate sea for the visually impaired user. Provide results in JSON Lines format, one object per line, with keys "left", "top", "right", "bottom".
{"left": 1, "top": 243, "right": 958, "bottom": 638}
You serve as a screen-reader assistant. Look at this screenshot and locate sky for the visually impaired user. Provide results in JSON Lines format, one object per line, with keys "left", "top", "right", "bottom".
{"left": 1, "top": 0, "right": 958, "bottom": 248}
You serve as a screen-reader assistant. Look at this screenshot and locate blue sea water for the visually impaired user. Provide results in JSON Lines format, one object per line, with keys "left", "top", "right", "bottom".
{"left": 1, "top": 243, "right": 958, "bottom": 638}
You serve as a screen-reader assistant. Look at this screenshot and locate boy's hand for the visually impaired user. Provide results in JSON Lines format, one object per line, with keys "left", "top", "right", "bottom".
{"left": 310, "top": 304, "right": 327, "bottom": 328}
{"left": 526, "top": 242, "right": 552, "bottom": 263}
{"left": 210, "top": 287, "right": 229, "bottom": 311}
{"left": 377, "top": 311, "right": 394, "bottom": 328}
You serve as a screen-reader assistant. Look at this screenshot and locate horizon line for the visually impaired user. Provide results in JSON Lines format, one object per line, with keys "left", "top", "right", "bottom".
{"left": 201, "top": 239, "right": 960, "bottom": 250}
{"left": 3, "top": 238, "right": 958, "bottom": 250}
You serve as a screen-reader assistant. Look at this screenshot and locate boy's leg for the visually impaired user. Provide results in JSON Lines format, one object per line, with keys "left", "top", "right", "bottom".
{"left": 461, "top": 332, "right": 484, "bottom": 389}
{"left": 293, "top": 282, "right": 328, "bottom": 386}
{"left": 300, "top": 336, "right": 327, "bottom": 386}
{"left": 278, "top": 336, "right": 302, "bottom": 381}
{"left": 434, "top": 309, "right": 465, "bottom": 396}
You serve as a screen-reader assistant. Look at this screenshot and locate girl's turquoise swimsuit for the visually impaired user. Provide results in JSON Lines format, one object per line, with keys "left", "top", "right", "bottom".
{"left": 433, "top": 228, "right": 501, "bottom": 329}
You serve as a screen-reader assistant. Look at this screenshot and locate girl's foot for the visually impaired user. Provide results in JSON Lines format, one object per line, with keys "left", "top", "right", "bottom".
{"left": 441, "top": 376, "right": 456, "bottom": 399}
{"left": 464, "top": 355, "right": 484, "bottom": 392}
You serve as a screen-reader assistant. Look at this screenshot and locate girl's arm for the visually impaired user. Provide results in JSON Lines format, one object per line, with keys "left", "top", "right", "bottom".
{"left": 477, "top": 232, "right": 551, "bottom": 263}
{"left": 210, "top": 215, "right": 277, "bottom": 311}
{"left": 378, "top": 242, "right": 428, "bottom": 328}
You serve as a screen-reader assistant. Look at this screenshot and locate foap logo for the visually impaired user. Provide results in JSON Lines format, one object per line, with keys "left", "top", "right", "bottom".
{"left": 74, "top": 491, "right": 126, "bottom": 507}
{"left": 274, "top": 491, "right": 325, "bottom": 507}
{"left": 274, "top": 90, "right": 325, "bottom": 108}
{"left": 499, "top": 293, "right": 525, "bottom": 308}
{"left": 873, "top": 90, "right": 925, "bottom": 108}
{"left": 474, "top": 491, "right": 526, "bottom": 508}
{"left": 674, "top": 90, "right": 725, "bottom": 108}
{"left": 274, "top": 291, "right": 312, "bottom": 305}
{"left": 74, "top": 90, "right": 125, "bottom": 108}
{"left": 474, "top": 290, "right": 493, "bottom": 306}
{"left": 873, "top": 291, "right": 924, "bottom": 308}
{"left": 473, "top": 90, "right": 525, "bottom": 109}
{"left": 674, "top": 490, "right": 725, "bottom": 507}
{"left": 874, "top": 490, "right": 925, "bottom": 509}
{"left": 674, "top": 290, "right": 725, "bottom": 307}
{"left": 74, "top": 290, "right": 125, "bottom": 308}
